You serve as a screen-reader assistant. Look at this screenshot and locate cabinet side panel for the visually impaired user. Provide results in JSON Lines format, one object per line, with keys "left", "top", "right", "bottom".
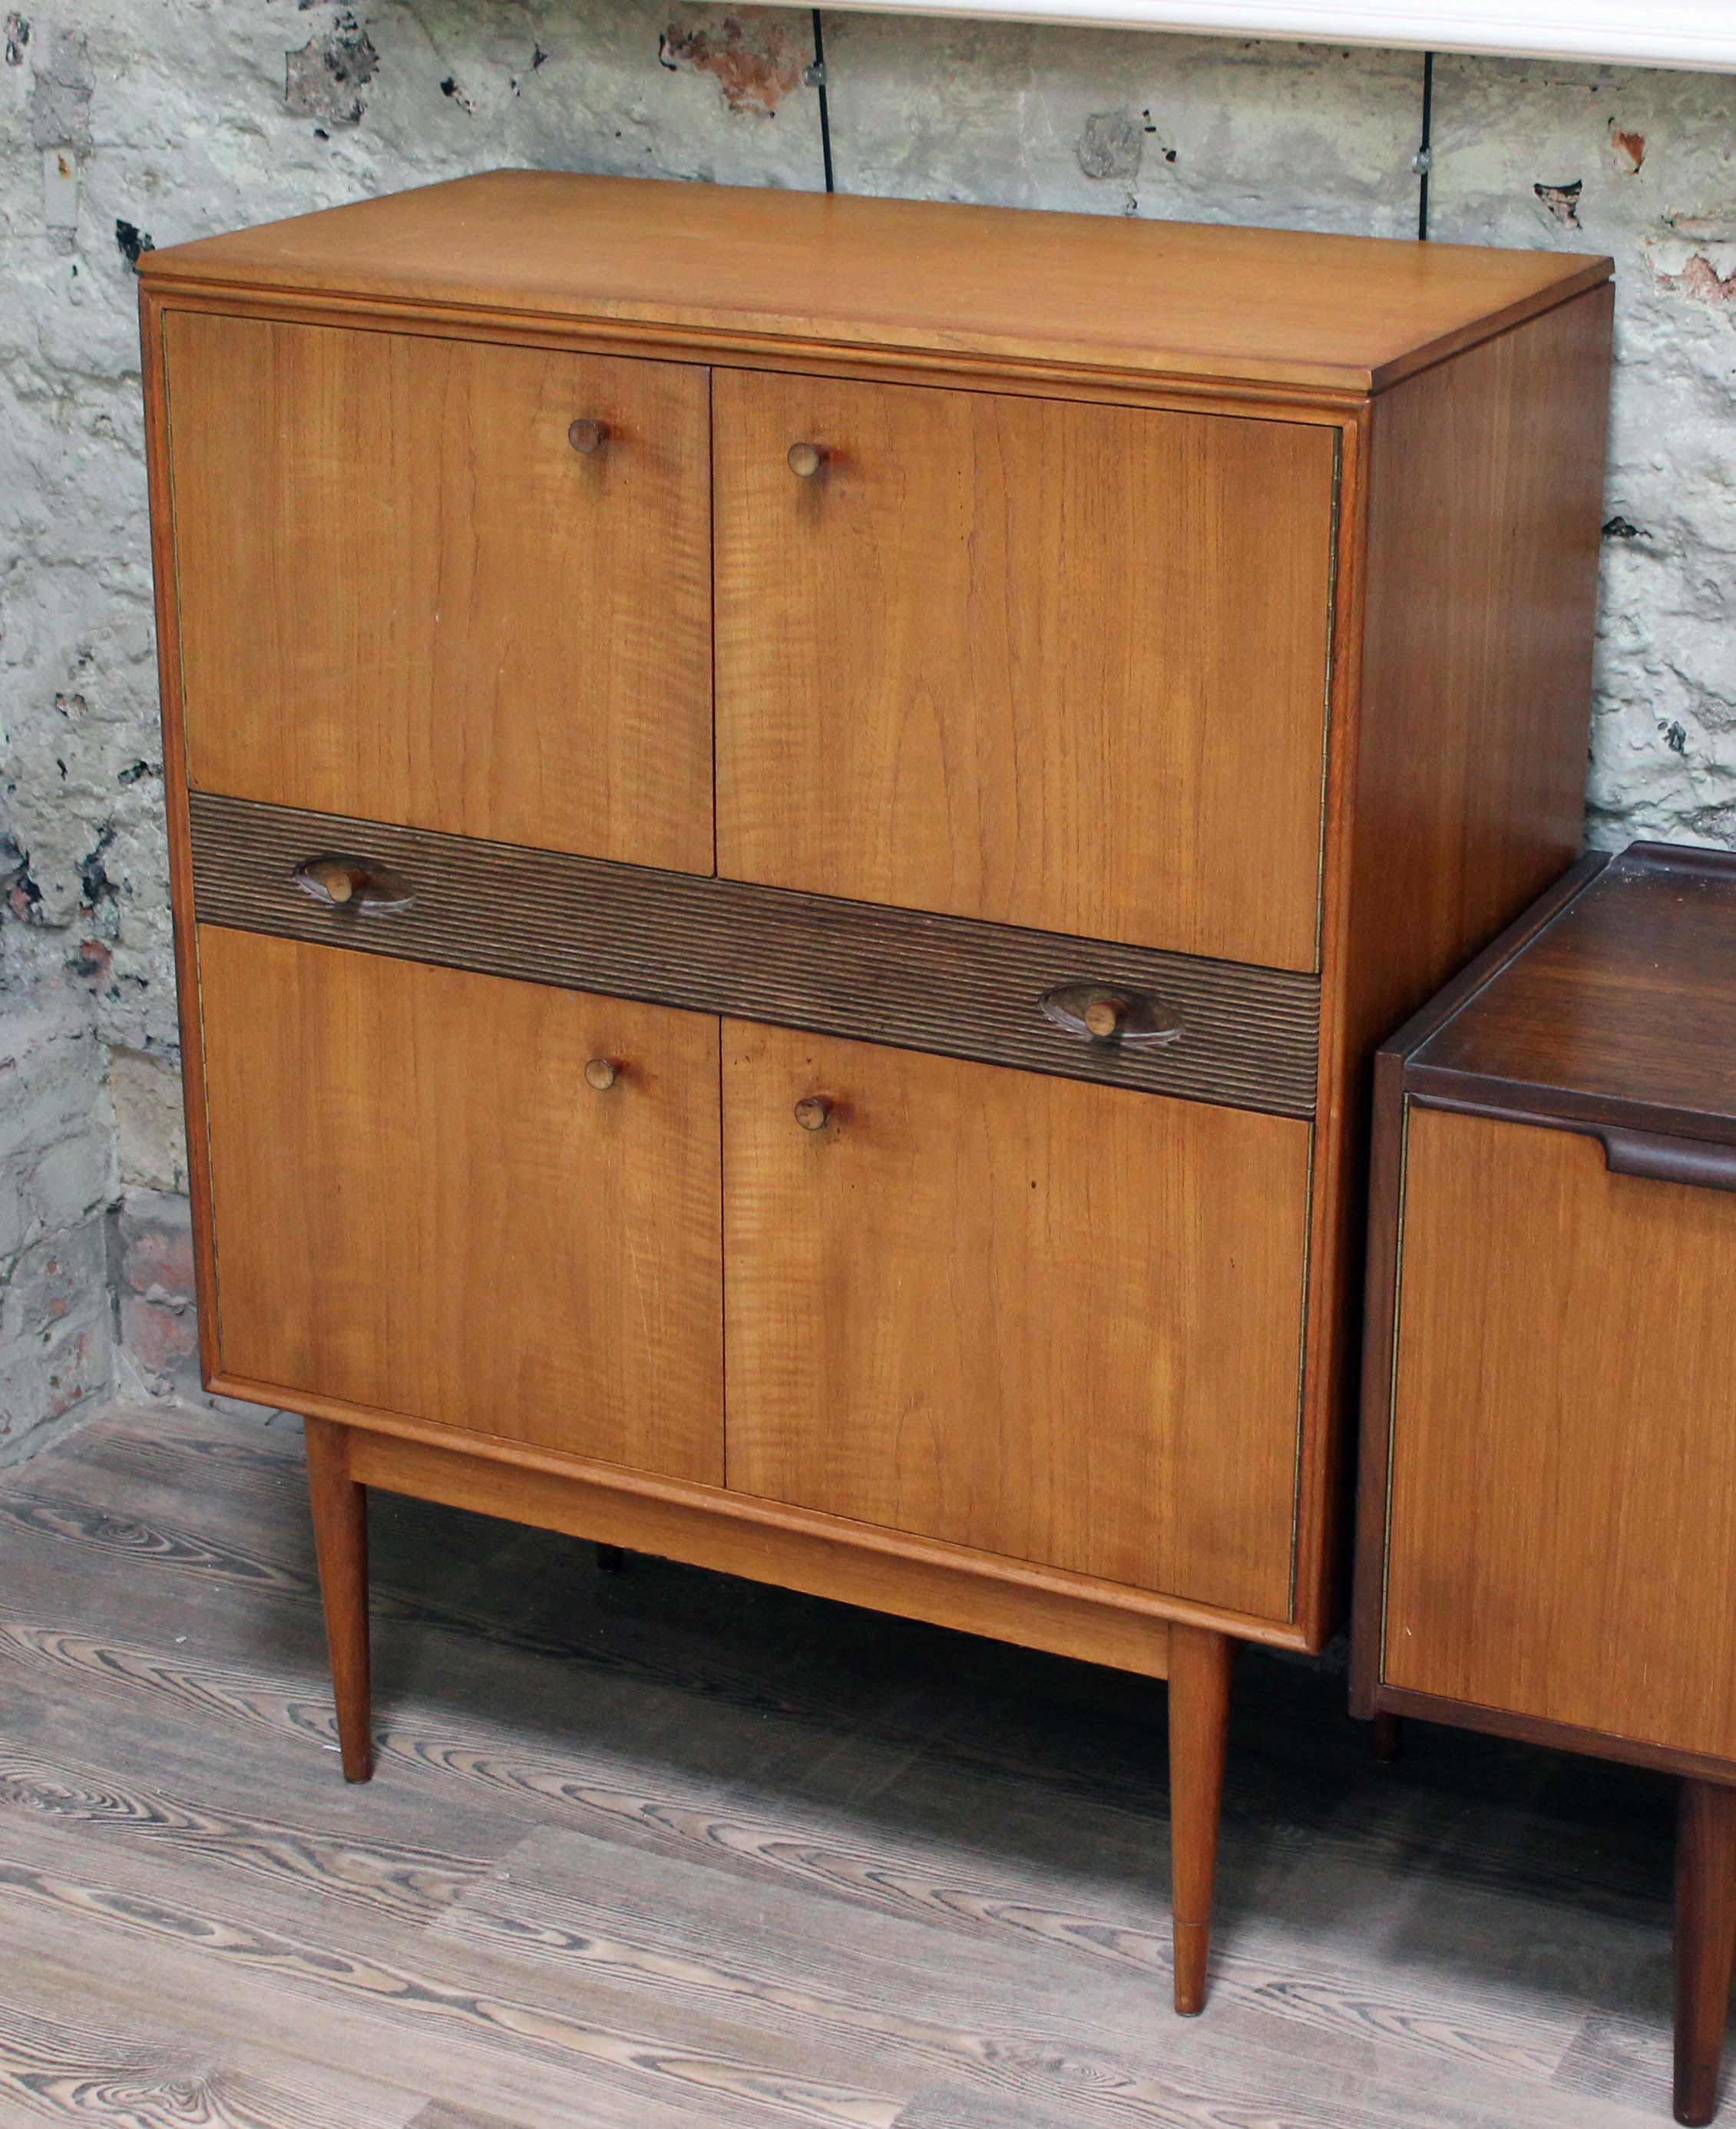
{"left": 139, "top": 286, "right": 221, "bottom": 1385}
{"left": 1301, "top": 284, "right": 1613, "bottom": 1642}
{"left": 1342, "top": 283, "right": 1613, "bottom": 1067}
{"left": 1384, "top": 1106, "right": 1736, "bottom": 1764}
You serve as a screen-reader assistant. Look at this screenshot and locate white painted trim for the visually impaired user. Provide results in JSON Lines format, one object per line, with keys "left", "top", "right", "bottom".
{"left": 818, "top": 0, "right": 1736, "bottom": 71}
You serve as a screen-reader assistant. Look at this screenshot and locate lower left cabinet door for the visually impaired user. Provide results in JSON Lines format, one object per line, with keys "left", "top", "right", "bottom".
{"left": 197, "top": 927, "right": 724, "bottom": 1481}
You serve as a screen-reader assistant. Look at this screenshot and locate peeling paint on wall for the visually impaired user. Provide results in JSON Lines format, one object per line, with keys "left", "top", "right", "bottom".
{"left": 1650, "top": 244, "right": 1736, "bottom": 306}
{"left": 659, "top": 11, "right": 805, "bottom": 117}
{"left": 1609, "top": 122, "right": 1646, "bottom": 174}
{"left": 113, "top": 217, "right": 152, "bottom": 269}
{"left": 285, "top": 18, "right": 381, "bottom": 127}
{"left": 1534, "top": 177, "right": 1583, "bottom": 227}
{"left": 1431, "top": 53, "right": 1736, "bottom": 852}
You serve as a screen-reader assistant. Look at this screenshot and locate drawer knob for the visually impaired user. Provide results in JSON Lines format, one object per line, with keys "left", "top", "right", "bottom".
{"left": 292, "top": 853, "right": 415, "bottom": 914}
{"left": 584, "top": 1057, "right": 620, "bottom": 1092}
{"left": 1038, "top": 984, "right": 1182, "bottom": 1047}
{"left": 303, "top": 858, "right": 358, "bottom": 905}
{"left": 568, "top": 418, "right": 608, "bottom": 455}
{"left": 793, "top": 1095, "right": 832, "bottom": 1132}
{"left": 786, "top": 441, "right": 826, "bottom": 480}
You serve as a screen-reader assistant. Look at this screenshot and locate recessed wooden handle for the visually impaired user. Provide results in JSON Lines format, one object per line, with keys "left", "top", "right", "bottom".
{"left": 786, "top": 441, "right": 826, "bottom": 479}
{"left": 793, "top": 1095, "right": 832, "bottom": 1132}
{"left": 1599, "top": 1126, "right": 1736, "bottom": 1194}
{"left": 292, "top": 852, "right": 415, "bottom": 914}
{"left": 584, "top": 1057, "right": 619, "bottom": 1092}
{"left": 568, "top": 418, "right": 608, "bottom": 455}
{"left": 300, "top": 858, "right": 360, "bottom": 905}
{"left": 1038, "top": 984, "right": 1180, "bottom": 1049}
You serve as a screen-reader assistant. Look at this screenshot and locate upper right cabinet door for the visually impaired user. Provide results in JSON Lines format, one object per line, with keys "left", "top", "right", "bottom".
{"left": 715, "top": 372, "right": 1338, "bottom": 971}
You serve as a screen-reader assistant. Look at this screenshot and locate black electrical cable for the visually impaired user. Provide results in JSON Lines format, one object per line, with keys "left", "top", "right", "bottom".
{"left": 812, "top": 10, "right": 835, "bottom": 193}
{"left": 1417, "top": 51, "right": 1435, "bottom": 241}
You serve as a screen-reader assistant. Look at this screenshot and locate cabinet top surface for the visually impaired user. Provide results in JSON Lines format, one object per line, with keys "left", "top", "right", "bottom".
{"left": 1406, "top": 844, "right": 1736, "bottom": 1143}
{"left": 140, "top": 168, "right": 1610, "bottom": 396}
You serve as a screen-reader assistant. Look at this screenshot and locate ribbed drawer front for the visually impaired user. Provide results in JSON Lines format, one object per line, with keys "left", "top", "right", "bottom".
{"left": 188, "top": 792, "right": 1321, "bottom": 1119}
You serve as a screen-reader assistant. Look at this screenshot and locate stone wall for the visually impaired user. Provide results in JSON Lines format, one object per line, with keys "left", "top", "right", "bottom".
{"left": 2, "top": 2, "right": 1732, "bottom": 1449}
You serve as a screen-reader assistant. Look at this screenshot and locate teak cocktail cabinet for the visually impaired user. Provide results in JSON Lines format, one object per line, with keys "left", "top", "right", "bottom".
{"left": 138, "top": 170, "right": 1612, "bottom": 2012}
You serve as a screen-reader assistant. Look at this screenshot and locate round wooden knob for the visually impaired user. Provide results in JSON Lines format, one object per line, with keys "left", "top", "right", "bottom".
{"left": 568, "top": 418, "right": 608, "bottom": 455}
{"left": 584, "top": 1058, "right": 619, "bottom": 1092}
{"left": 786, "top": 441, "right": 826, "bottom": 479}
{"left": 305, "top": 858, "right": 356, "bottom": 904}
{"left": 1083, "top": 999, "right": 1124, "bottom": 1039}
{"left": 793, "top": 1095, "right": 832, "bottom": 1132}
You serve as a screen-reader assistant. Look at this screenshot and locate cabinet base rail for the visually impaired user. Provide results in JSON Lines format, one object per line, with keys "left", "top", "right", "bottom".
{"left": 302, "top": 1415, "right": 1237, "bottom": 2016}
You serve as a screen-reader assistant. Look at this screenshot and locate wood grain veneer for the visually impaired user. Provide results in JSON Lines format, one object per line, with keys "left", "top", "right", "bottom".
{"left": 187, "top": 791, "right": 1322, "bottom": 1119}
{"left": 1408, "top": 843, "right": 1736, "bottom": 1147}
{"left": 715, "top": 369, "right": 1337, "bottom": 969}
{"left": 138, "top": 168, "right": 1610, "bottom": 398}
{"left": 1381, "top": 1105, "right": 1736, "bottom": 1764}
{"left": 164, "top": 310, "right": 713, "bottom": 872}
{"left": 198, "top": 929, "right": 724, "bottom": 1479}
{"left": 723, "top": 1022, "right": 1311, "bottom": 1622}
{"left": 1332, "top": 283, "right": 1615, "bottom": 1082}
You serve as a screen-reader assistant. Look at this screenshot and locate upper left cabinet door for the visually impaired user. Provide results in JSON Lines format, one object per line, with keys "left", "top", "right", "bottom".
{"left": 162, "top": 312, "right": 714, "bottom": 872}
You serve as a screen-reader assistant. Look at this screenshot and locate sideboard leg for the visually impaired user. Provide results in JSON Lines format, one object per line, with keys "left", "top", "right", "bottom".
{"left": 595, "top": 1543, "right": 626, "bottom": 1572}
{"left": 1676, "top": 1779, "right": 1736, "bottom": 2126}
{"left": 1372, "top": 1711, "right": 1403, "bottom": 1764}
{"left": 1169, "top": 1622, "right": 1234, "bottom": 2015}
{"left": 304, "top": 1417, "right": 373, "bottom": 1784}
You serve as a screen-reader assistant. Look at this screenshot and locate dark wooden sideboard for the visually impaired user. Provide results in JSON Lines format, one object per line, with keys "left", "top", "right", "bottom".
{"left": 1354, "top": 844, "right": 1736, "bottom": 2125}
{"left": 139, "top": 170, "right": 1612, "bottom": 2015}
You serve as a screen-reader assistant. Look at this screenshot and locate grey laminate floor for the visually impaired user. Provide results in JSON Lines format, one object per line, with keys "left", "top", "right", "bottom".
{"left": 0, "top": 1401, "right": 1701, "bottom": 2127}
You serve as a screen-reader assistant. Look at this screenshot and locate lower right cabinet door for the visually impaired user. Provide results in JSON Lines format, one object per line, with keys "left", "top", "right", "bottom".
{"left": 1382, "top": 1104, "right": 1736, "bottom": 1760}
{"left": 720, "top": 1020, "right": 1312, "bottom": 1621}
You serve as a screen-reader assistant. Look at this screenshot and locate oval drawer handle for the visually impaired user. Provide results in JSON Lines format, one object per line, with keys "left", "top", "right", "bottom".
{"left": 786, "top": 441, "right": 827, "bottom": 480}
{"left": 1040, "top": 984, "right": 1182, "bottom": 1046}
{"left": 584, "top": 1057, "right": 620, "bottom": 1093}
{"left": 793, "top": 1095, "right": 833, "bottom": 1132}
{"left": 568, "top": 418, "right": 609, "bottom": 455}
{"left": 292, "top": 853, "right": 414, "bottom": 914}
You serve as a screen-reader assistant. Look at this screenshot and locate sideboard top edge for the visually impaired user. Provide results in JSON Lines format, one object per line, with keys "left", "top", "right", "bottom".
{"left": 138, "top": 168, "right": 1612, "bottom": 399}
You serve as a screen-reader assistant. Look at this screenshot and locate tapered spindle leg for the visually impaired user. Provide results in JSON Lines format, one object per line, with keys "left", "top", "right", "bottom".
{"left": 1169, "top": 1622, "right": 1234, "bottom": 2015}
{"left": 1675, "top": 1779, "right": 1736, "bottom": 2125}
{"left": 303, "top": 1417, "right": 373, "bottom": 1783}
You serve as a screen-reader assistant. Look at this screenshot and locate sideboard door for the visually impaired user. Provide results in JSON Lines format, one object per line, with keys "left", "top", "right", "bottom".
{"left": 198, "top": 928, "right": 725, "bottom": 1481}
{"left": 1382, "top": 1104, "right": 1736, "bottom": 1763}
{"left": 713, "top": 369, "right": 1337, "bottom": 971}
{"left": 164, "top": 312, "right": 714, "bottom": 873}
{"left": 721, "top": 1022, "right": 1311, "bottom": 1622}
